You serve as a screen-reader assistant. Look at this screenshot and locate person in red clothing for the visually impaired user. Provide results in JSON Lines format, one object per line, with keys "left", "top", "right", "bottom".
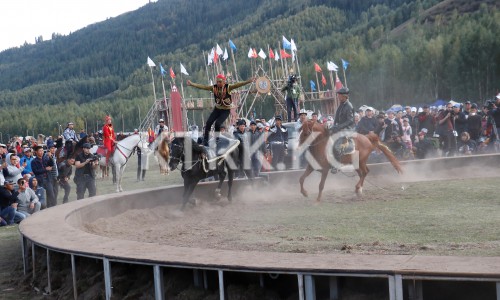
{"left": 102, "top": 115, "right": 116, "bottom": 164}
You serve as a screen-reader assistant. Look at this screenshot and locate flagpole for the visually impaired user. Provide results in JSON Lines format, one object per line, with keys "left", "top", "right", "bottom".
{"left": 230, "top": 47, "right": 239, "bottom": 82}
{"left": 149, "top": 66, "right": 157, "bottom": 102}
{"left": 267, "top": 45, "right": 273, "bottom": 81}
{"left": 342, "top": 61, "right": 348, "bottom": 88}
{"left": 279, "top": 43, "right": 285, "bottom": 80}
{"left": 203, "top": 51, "right": 210, "bottom": 84}
{"left": 315, "top": 71, "right": 320, "bottom": 94}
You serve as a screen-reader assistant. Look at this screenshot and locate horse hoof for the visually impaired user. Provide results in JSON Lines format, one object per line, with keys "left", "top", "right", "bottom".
{"left": 301, "top": 190, "right": 308, "bottom": 198}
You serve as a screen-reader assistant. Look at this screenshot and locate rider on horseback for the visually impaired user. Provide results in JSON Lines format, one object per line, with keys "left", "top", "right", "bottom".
{"left": 63, "top": 122, "right": 80, "bottom": 158}
{"left": 102, "top": 115, "right": 117, "bottom": 165}
{"left": 329, "top": 87, "right": 355, "bottom": 174}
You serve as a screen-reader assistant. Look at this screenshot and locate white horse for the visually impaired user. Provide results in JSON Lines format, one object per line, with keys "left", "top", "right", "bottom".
{"left": 91, "top": 133, "right": 148, "bottom": 192}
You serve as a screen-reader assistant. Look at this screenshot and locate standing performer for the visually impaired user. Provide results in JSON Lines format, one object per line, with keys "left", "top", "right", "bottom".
{"left": 102, "top": 115, "right": 117, "bottom": 165}
{"left": 187, "top": 74, "right": 255, "bottom": 146}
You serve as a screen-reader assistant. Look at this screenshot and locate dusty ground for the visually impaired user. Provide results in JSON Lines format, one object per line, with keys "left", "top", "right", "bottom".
{"left": 84, "top": 172, "right": 500, "bottom": 257}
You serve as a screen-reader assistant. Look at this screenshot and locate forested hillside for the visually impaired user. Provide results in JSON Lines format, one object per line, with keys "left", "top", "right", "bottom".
{"left": 0, "top": 0, "right": 498, "bottom": 136}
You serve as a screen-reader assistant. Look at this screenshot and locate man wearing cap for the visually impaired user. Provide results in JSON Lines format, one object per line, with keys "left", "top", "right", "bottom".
{"left": 187, "top": 74, "right": 255, "bottom": 146}
{"left": 63, "top": 122, "right": 80, "bottom": 159}
{"left": 267, "top": 115, "right": 288, "bottom": 170}
{"left": 281, "top": 74, "right": 301, "bottom": 122}
{"left": 412, "top": 129, "right": 437, "bottom": 159}
{"left": 417, "top": 105, "right": 435, "bottom": 138}
{"left": 233, "top": 119, "right": 251, "bottom": 178}
{"left": 436, "top": 102, "right": 457, "bottom": 156}
{"left": 248, "top": 120, "right": 264, "bottom": 177}
{"left": 295, "top": 110, "right": 308, "bottom": 130}
{"left": 155, "top": 119, "right": 168, "bottom": 138}
{"left": 46, "top": 140, "right": 60, "bottom": 205}
{"left": 330, "top": 87, "right": 355, "bottom": 135}
{"left": 0, "top": 180, "right": 21, "bottom": 225}
{"left": 74, "top": 143, "right": 99, "bottom": 200}
{"left": 20, "top": 147, "right": 34, "bottom": 176}
{"left": 357, "top": 107, "right": 378, "bottom": 135}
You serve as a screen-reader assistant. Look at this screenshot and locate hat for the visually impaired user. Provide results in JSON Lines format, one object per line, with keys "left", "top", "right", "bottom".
{"left": 46, "top": 140, "right": 55, "bottom": 148}
{"left": 257, "top": 123, "right": 264, "bottom": 129}
{"left": 453, "top": 103, "right": 461, "bottom": 108}
{"left": 411, "top": 107, "right": 417, "bottom": 112}
{"left": 67, "top": 122, "right": 74, "bottom": 126}
{"left": 405, "top": 106, "right": 411, "bottom": 109}
{"left": 0, "top": 143, "right": 6, "bottom": 148}
{"left": 275, "top": 115, "right": 282, "bottom": 121}
{"left": 3, "top": 180, "right": 14, "bottom": 185}
{"left": 387, "top": 110, "right": 395, "bottom": 114}
{"left": 403, "top": 118, "right": 409, "bottom": 122}
{"left": 418, "top": 107, "right": 423, "bottom": 113}
{"left": 299, "top": 109, "right": 307, "bottom": 115}
{"left": 23, "top": 147, "right": 32, "bottom": 152}
{"left": 419, "top": 128, "right": 428, "bottom": 135}
{"left": 237, "top": 119, "right": 246, "bottom": 126}
{"left": 220, "top": 125, "right": 226, "bottom": 129}
{"left": 423, "top": 104, "right": 429, "bottom": 109}
{"left": 465, "top": 101, "right": 471, "bottom": 104}
{"left": 471, "top": 103, "right": 478, "bottom": 109}
{"left": 216, "top": 74, "right": 226, "bottom": 81}
{"left": 336, "top": 87, "right": 349, "bottom": 95}
{"left": 250, "top": 120, "right": 257, "bottom": 126}
{"left": 496, "top": 93, "right": 500, "bottom": 99}
{"left": 82, "top": 143, "right": 91, "bottom": 149}
{"left": 159, "top": 119, "right": 164, "bottom": 122}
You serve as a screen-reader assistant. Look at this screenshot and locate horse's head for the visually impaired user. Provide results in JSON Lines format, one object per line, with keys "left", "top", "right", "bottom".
{"left": 168, "top": 137, "right": 184, "bottom": 171}
{"left": 299, "top": 120, "right": 327, "bottom": 146}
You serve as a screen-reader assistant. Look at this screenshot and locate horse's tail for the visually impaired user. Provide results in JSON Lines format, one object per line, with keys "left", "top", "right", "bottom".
{"left": 366, "top": 133, "right": 403, "bottom": 174}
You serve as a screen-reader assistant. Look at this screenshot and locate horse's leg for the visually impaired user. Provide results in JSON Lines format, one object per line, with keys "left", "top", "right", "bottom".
{"left": 115, "top": 165, "right": 121, "bottom": 192}
{"left": 182, "top": 180, "right": 199, "bottom": 210}
{"left": 316, "top": 168, "right": 330, "bottom": 203}
{"left": 227, "top": 168, "right": 234, "bottom": 202}
{"left": 355, "top": 162, "right": 369, "bottom": 197}
{"left": 118, "top": 164, "right": 126, "bottom": 192}
{"left": 299, "top": 164, "right": 314, "bottom": 198}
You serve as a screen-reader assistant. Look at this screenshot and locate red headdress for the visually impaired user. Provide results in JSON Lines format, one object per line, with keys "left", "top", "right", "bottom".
{"left": 104, "top": 115, "right": 112, "bottom": 122}
{"left": 216, "top": 74, "right": 226, "bottom": 81}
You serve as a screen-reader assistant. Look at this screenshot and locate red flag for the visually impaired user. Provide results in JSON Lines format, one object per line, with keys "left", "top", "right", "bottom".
{"left": 321, "top": 73, "right": 327, "bottom": 86}
{"left": 280, "top": 49, "right": 292, "bottom": 58}
{"left": 335, "top": 73, "right": 343, "bottom": 90}
{"left": 169, "top": 67, "right": 176, "bottom": 79}
{"left": 252, "top": 48, "right": 258, "bottom": 58}
{"left": 314, "top": 63, "right": 322, "bottom": 73}
{"left": 214, "top": 50, "right": 219, "bottom": 64}
{"left": 269, "top": 48, "right": 275, "bottom": 59}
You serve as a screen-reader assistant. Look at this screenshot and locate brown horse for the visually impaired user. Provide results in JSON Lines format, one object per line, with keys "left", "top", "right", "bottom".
{"left": 298, "top": 120, "right": 403, "bottom": 202}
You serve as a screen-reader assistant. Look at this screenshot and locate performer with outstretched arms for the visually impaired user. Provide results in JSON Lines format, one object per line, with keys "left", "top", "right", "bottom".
{"left": 187, "top": 74, "right": 255, "bottom": 146}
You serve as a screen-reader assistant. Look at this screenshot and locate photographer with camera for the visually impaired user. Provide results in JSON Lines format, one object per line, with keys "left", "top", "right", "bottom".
{"left": 436, "top": 102, "right": 457, "bottom": 156}
{"left": 74, "top": 143, "right": 99, "bottom": 200}
{"left": 281, "top": 74, "right": 301, "bottom": 122}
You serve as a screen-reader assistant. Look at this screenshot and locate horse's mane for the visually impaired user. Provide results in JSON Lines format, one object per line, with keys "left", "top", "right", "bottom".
{"left": 157, "top": 133, "right": 170, "bottom": 162}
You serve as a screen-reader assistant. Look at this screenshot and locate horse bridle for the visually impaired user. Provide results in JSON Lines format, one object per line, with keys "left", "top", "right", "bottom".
{"left": 169, "top": 139, "right": 207, "bottom": 173}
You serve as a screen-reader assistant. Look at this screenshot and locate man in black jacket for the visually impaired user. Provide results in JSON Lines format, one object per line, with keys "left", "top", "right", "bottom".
{"left": 357, "top": 107, "right": 378, "bottom": 135}
{"left": 330, "top": 87, "right": 355, "bottom": 173}
{"left": 0, "top": 180, "right": 21, "bottom": 225}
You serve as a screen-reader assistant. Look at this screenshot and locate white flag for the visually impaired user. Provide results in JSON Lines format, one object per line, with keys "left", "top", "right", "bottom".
{"left": 207, "top": 52, "right": 213, "bottom": 65}
{"left": 223, "top": 48, "right": 229, "bottom": 60}
{"left": 258, "top": 48, "right": 267, "bottom": 59}
{"left": 147, "top": 56, "right": 156, "bottom": 67}
{"left": 275, "top": 52, "right": 280, "bottom": 61}
{"left": 291, "top": 39, "right": 297, "bottom": 52}
{"left": 180, "top": 63, "right": 189, "bottom": 76}
{"left": 327, "top": 61, "right": 338, "bottom": 72}
{"left": 216, "top": 44, "right": 224, "bottom": 55}
{"left": 247, "top": 48, "right": 253, "bottom": 58}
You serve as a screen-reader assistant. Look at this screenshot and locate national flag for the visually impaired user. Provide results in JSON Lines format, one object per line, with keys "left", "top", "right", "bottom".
{"left": 342, "top": 58, "right": 349, "bottom": 70}
{"left": 280, "top": 49, "right": 292, "bottom": 59}
{"left": 248, "top": 48, "right": 253, "bottom": 58}
{"left": 282, "top": 36, "right": 291, "bottom": 50}
{"left": 327, "top": 61, "right": 338, "bottom": 72}
{"left": 321, "top": 73, "right": 327, "bottom": 86}
{"left": 223, "top": 48, "right": 228, "bottom": 60}
{"left": 314, "top": 63, "right": 322, "bottom": 72}
{"left": 335, "top": 73, "right": 343, "bottom": 90}
{"left": 229, "top": 39, "right": 237, "bottom": 51}
{"left": 252, "top": 48, "right": 258, "bottom": 58}
{"left": 269, "top": 48, "right": 275, "bottom": 59}
{"left": 310, "top": 80, "right": 316, "bottom": 92}
{"left": 159, "top": 63, "right": 166, "bottom": 77}
{"left": 291, "top": 39, "right": 297, "bottom": 52}
{"left": 207, "top": 50, "right": 214, "bottom": 65}
{"left": 213, "top": 50, "right": 219, "bottom": 64}
{"left": 258, "top": 49, "right": 266, "bottom": 59}
{"left": 216, "top": 44, "right": 223, "bottom": 55}
{"left": 180, "top": 63, "right": 189, "bottom": 76}
{"left": 275, "top": 51, "right": 279, "bottom": 61}
{"left": 169, "top": 67, "right": 175, "bottom": 79}
{"left": 147, "top": 56, "right": 156, "bottom": 67}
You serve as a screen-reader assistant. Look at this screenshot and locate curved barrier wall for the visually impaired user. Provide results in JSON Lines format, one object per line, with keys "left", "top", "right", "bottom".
{"left": 19, "top": 154, "right": 500, "bottom": 300}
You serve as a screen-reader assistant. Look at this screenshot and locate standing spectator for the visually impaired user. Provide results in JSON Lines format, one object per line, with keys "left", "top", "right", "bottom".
{"left": 454, "top": 103, "right": 468, "bottom": 137}
{"left": 281, "top": 74, "right": 301, "bottom": 122}
{"left": 248, "top": 120, "right": 264, "bottom": 177}
{"left": 233, "top": 119, "right": 252, "bottom": 178}
{"left": 467, "top": 104, "right": 482, "bottom": 141}
{"left": 436, "top": 103, "right": 457, "bottom": 156}
{"left": 74, "top": 143, "right": 98, "bottom": 200}
{"left": 357, "top": 108, "right": 378, "bottom": 135}
{"left": 57, "top": 157, "right": 75, "bottom": 204}
{"left": 15, "top": 178, "right": 40, "bottom": 219}
{"left": 155, "top": 119, "right": 168, "bottom": 139}
{"left": 31, "top": 145, "right": 56, "bottom": 208}
{"left": 401, "top": 118, "right": 413, "bottom": 149}
{"left": 46, "top": 140, "right": 59, "bottom": 204}
{"left": 20, "top": 148, "right": 34, "bottom": 176}
{"left": 79, "top": 129, "right": 87, "bottom": 139}
{"left": 408, "top": 107, "right": 418, "bottom": 142}
{"left": 417, "top": 105, "right": 435, "bottom": 137}
{"left": 383, "top": 111, "right": 403, "bottom": 143}
{"left": 29, "top": 177, "right": 46, "bottom": 209}
{"left": 0, "top": 180, "right": 17, "bottom": 226}
{"left": 267, "top": 116, "right": 288, "bottom": 170}
{"left": 63, "top": 122, "right": 80, "bottom": 158}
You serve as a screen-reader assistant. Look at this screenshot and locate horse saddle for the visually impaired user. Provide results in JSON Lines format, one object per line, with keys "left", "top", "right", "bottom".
{"left": 96, "top": 145, "right": 108, "bottom": 157}
{"left": 332, "top": 136, "right": 355, "bottom": 161}
{"left": 204, "top": 136, "right": 240, "bottom": 162}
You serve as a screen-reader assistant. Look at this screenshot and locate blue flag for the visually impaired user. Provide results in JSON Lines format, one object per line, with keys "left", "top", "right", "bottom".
{"left": 310, "top": 80, "right": 316, "bottom": 92}
{"left": 282, "top": 36, "right": 292, "bottom": 50}
{"left": 342, "top": 58, "right": 349, "bottom": 71}
{"left": 229, "top": 39, "right": 237, "bottom": 51}
{"left": 160, "top": 63, "right": 166, "bottom": 77}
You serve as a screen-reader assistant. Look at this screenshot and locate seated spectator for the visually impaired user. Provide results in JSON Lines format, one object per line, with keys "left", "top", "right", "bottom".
{"left": 412, "top": 129, "right": 438, "bottom": 159}
{"left": 15, "top": 178, "right": 40, "bottom": 219}
{"left": 457, "top": 132, "right": 477, "bottom": 155}
{"left": 29, "top": 177, "right": 46, "bottom": 209}
{"left": 0, "top": 180, "right": 25, "bottom": 224}
{"left": 387, "top": 132, "right": 408, "bottom": 159}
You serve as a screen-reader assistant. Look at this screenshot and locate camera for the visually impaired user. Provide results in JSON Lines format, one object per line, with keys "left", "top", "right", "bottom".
{"left": 88, "top": 154, "right": 99, "bottom": 162}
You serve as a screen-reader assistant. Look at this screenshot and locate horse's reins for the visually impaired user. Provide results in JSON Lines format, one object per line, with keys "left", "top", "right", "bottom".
{"left": 113, "top": 136, "right": 143, "bottom": 164}
{"left": 170, "top": 142, "right": 208, "bottom": 173}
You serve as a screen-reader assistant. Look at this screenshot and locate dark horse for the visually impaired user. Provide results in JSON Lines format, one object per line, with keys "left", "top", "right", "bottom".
{"left": 299, "top": 120, "right": 403, "bottom": 202}
{"left": 168, "top": 137, "right": 240, "bottom": 209}
{"left": 55, "top": 135, "right": 88, "bottom": 164}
